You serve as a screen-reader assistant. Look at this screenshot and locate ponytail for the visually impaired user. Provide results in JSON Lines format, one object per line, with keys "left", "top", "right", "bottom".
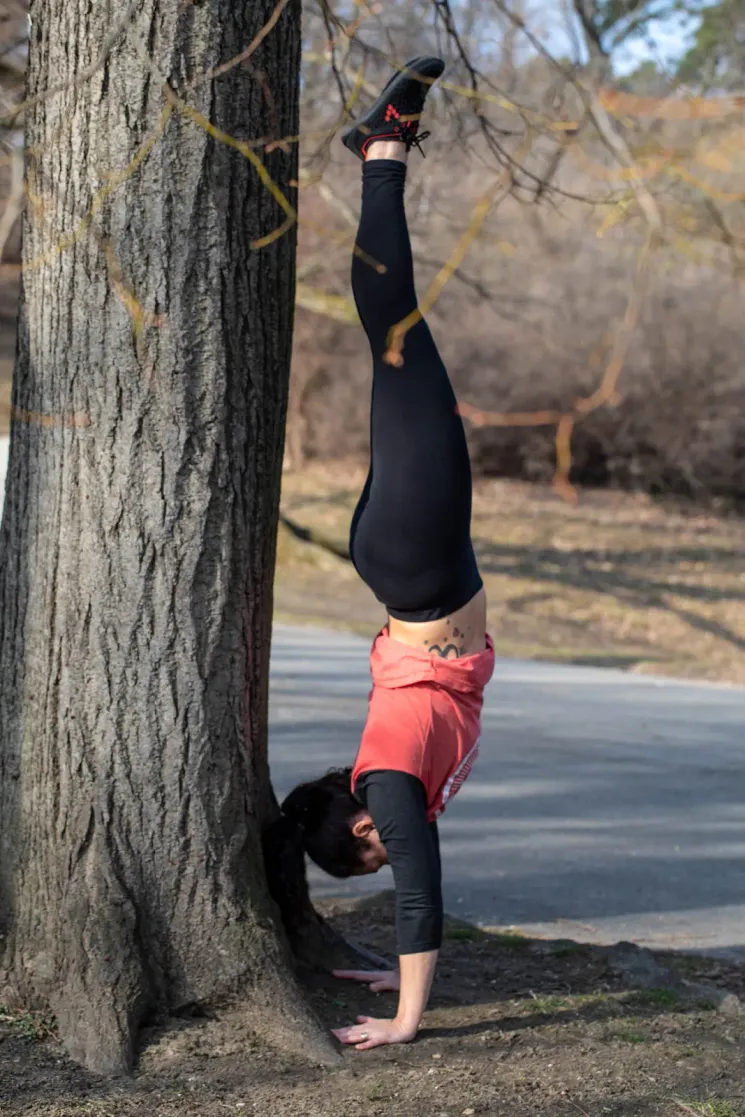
{"left": 280, "top": 768, "right": 367, "bottom": 878}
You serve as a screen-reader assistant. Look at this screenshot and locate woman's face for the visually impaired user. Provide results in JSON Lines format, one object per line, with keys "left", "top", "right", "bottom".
{"left": 351, "top": 813, "right": 389, "bottom": 875}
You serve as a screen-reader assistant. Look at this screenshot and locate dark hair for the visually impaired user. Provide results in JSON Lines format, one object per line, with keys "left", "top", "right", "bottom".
{"left": 281, "top": 767, "right": 367, "bottom": 878}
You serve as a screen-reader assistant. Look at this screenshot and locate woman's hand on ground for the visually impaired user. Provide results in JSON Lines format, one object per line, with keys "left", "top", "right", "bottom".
{"left": 332, "top": 968, "right": 400, "bottom": 992}
{"left": 331, "top": 1015, "right": 416, "bottom": 1050}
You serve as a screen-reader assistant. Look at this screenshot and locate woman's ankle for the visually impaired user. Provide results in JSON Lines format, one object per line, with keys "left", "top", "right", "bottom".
{"left": 365, "top": 140, "right": 409, "bottom": 164}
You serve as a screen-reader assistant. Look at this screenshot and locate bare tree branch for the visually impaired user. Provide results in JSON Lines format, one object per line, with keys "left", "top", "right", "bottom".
{"left": 572, "top": 0, "right": 607, "bottom": 60}
{"left": 279, "top": 513, "right": 351, "bottom": 561}
{"left": 585, "top": 88, "right": 663, "bottom": 233}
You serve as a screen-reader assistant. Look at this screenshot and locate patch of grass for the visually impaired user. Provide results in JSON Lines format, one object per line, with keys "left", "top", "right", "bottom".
{"left": 666, "top": 956, "right": 710, "bottom": 977}
{"left": 489, "top": 932, "right": 530, "bottom": 951}
{"left": 0, "top": 1005, "right": 57, "bottom": 1040}
{"left": 571, "top": 990, "right": 627, "bottom": 1013}
{"left": 633, "top": 987, "right": 681, "bottom": 1008}
{"left": 613, "top": 1028, "right": 649, "bottom": 1044}
{"left": 677, "top": 1101, "right": 744, "bottom": 1117}
{"left": 444, "top": 916, "right": 545, "bottom": 947}
{"left": 365, "top": 1080, "right": 388, "bottom": 1102}
{"left": 529, "top": 994, "right": 571, "bottom": 1015}
{"left": 444, "top": 923, "right": 487, "bottom": 942}
{"left": 551, "top": 941, "right": 585, "bottom": 958}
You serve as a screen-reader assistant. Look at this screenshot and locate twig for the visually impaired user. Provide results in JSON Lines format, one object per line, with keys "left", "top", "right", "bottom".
{"left": 433, "top": 0, "right": 515, "bottom": 175}
{"left": 317, "top": 180, "right": 358, "bottom": 228}
{"left": 279, "top": 513, "right": 351, "bottom": 562}
{"left": 585, "top": 89, "right": 663, "bottom": 234}
{"left": 186, "top": 0, "right": 292, "bottom": 91}
{"left": 295, "top": 282, "right": 358, "bottom": 324}
{"left": 342, "top": 937, "right": 395, "bottom": 969}
{"left": 561, "top": 1099, "right": 593, "bottom": 1117}
{"left": 573, "top": 230, "right": 656, "bottom": 419}
{"left": 171, "top": 99, "right": 296, "bottom": 248}
{"left": 383, "top": 135, "right": 532, "bottom": 365}
{"left": 704, "top": 196, "right": 745, "bottom": 272}
{"left": 573, "top": 0, "right": 606, "bottom": 61}
{"left": 459, "top": 402, "right": 563, "bottom": 429}
{"left": 493, "top": 0, "right": 665, "bottom": 229}
{"left": 319, "top": 0, "right": 349, "bottom": 109}
{"left": 492, "top": 0, "right": 575, "bottom": 84}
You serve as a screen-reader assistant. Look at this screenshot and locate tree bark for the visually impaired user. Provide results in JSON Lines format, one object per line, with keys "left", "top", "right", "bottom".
{"left": 0, "top": 0, "right": 337, "bottom": 1075}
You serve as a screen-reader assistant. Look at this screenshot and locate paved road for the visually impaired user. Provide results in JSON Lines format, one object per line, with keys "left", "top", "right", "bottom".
{"left": 270, "top": 624, "right": 745, "bottom": 959}
{"left": 4, "top": 436, "right": 745, "bottom": 957}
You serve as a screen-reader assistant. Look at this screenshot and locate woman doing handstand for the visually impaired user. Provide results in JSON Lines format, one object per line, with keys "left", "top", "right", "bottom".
{"left": 282, "top": 56, "right": 495, "bottom": 1052}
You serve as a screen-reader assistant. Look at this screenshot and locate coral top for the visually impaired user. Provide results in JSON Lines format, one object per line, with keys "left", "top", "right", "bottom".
{"left": 351, "top": 628, "right": 496, "bottom": 820}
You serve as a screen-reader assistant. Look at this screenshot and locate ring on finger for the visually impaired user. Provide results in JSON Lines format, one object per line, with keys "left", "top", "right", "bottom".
{"left": 359, "top": 1032, "right": 369, "bottom": 1041}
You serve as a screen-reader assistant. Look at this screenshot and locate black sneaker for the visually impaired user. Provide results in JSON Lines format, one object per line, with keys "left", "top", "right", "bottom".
{"left": 342, "top": 56, "right": 445, "bottom": 160}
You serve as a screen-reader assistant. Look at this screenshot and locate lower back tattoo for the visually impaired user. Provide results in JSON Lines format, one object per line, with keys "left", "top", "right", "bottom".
{"left": 428, "top": 642, "right": 465, "bottom": 659}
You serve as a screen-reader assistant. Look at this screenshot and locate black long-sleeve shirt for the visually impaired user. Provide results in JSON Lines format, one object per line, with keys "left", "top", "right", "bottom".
{"left": 355, "top": 769, "right": 443, "bottom": 955}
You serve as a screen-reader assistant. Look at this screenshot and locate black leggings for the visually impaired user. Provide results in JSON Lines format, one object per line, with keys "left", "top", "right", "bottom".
{"left": 349, "top": 159, "right": 482, "bottom": 621}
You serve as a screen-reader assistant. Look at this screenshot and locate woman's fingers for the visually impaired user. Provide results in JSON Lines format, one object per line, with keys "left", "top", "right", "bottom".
{"left": 331, "top": 1017, "right": 373, "bottom": 1047}
{"left": 354, "top": 1016, "right": 378, "bottom": 1047}
{"left": 332, "top": 969, "right": 399, "bottom": 993}
{"left": 332, "top": 969, "right": 384, "bottom": 983}
{"left": 332, "top": 1026, "right": 361, "bottom": 1043}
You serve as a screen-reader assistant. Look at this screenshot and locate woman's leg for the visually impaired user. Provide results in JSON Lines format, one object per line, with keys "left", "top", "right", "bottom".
{"left": 349, "top": 153, "right": 482, "bottom": 621}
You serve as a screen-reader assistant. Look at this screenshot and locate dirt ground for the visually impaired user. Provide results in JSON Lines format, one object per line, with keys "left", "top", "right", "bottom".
{"left": 2, "top": 894, "right": 745, "bottom": 1117}
{"left": 275, "top": 462, "right": 745, "bottom": 684}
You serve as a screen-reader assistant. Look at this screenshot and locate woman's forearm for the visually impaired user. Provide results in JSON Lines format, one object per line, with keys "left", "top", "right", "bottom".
{"left": 395, "top": 950, "right": 439, "bottom": 1037}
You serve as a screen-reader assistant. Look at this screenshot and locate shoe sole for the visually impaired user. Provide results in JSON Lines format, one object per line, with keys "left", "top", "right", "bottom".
{"left": 341, "top": 56, "right": 444, "bottom": 159}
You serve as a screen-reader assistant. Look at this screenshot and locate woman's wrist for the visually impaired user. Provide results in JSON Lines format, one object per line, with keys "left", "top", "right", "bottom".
{"left": 395, "top": 949, "right": 439, "bottom": 1042}
{"left": 393, "top": 1014, "right": 420, "bottom": 1041}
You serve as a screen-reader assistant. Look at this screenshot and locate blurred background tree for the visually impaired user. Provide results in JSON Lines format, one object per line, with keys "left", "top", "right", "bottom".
{"left": 677, "top": 0, "right": 745, "bottom": 90}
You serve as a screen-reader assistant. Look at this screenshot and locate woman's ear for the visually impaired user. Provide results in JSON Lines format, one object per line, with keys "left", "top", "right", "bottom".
{"left": 351, "top": 813, "right": 375, "bottom": 840}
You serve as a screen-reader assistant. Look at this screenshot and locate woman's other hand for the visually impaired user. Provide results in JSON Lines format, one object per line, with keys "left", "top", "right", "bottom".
{"left": 332, "top": 968, "right": 400, "bottom": 992}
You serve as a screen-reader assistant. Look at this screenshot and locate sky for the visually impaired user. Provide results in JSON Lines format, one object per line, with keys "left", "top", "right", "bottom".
{"left": 536, "top": 2, "right": 705, "bottom": 75}
{"left": 613, "top": 12, "right": 702, "bottom": 74}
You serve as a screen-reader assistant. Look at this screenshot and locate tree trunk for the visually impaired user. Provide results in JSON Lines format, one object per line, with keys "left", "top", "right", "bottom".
{"left": 0, "top": 0, "right": 337, "bottom": 1075}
